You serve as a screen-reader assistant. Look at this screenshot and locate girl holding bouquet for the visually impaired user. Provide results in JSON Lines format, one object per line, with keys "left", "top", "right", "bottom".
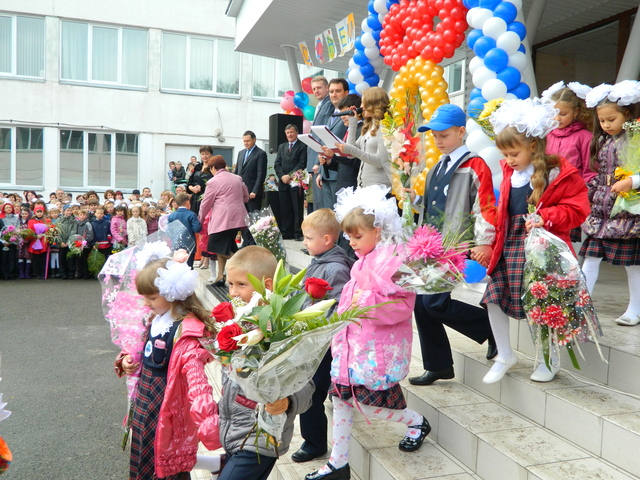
{"left": 114, "top": 256, "right": 220, "bottom": 479}
{"left": 481, "top": 98, "right": 590, "bottom": 384}
{"left": 1, "top": 203, "right": 19, "bottom": 280}
{"left": 111, "top": 205, "right": 128, "bottom": 251}
{"left": 581, "top": 82, "right": 640, "bottom": 326}
{"left": 27, "top": 204, "right": 50, "bottom": 279}
{"left": 306, "top": 186, "right": 429, "bottom": 480}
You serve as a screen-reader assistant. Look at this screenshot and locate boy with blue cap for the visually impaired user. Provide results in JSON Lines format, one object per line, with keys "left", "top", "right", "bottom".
{"left": 410, "top": 103, "right": 499, "bottom": 386}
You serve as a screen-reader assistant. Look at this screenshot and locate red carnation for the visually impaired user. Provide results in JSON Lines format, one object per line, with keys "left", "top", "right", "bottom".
{"left": 556, "top": 278, "right": 578, "bottom": 289}
{"left": 530, "top": 281, "right": 549, "bottom": 299}
{"left": 305, "top": 277, "right": 333, "bottom": 299}
{"left": 542, "top": 305, "right": 567, "bottom": 329}
{"left": 217, "top": 323, "right": 243, "bottom": 352}
{"left": 211, "top": 302, "right": 235, "bottom": 323}
{"left": 528, "top": 306, "right": 543, "bottom": 324}
{"left": 74, "top": 239, "right": 83, "bottom": 248}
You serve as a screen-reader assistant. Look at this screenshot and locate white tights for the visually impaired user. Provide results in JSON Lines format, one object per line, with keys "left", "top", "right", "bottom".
{"left": 486, "top": 303, "right": 514, "bottom": 362}
{"left": 582, "top": 257, "right": 640, "bottom": 318}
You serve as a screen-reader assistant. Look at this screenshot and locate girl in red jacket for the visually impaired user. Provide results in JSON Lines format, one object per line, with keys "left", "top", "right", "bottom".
{"left": 481, "top": 98, "right": 590, "bottom": 384}
{"left": 27, "top": 203, "right": 50, "bottom": 279}
{"left": 115, "top": 257, "right": 220, "bottom": 479}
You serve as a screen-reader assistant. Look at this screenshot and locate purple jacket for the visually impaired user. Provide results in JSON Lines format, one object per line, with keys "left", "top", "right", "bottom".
{"left": 331, "top": 244, "right": 416, "bottom": 390}
{"left": 198, "top": 169, "right": 249, "bottom": 234}
{"left": 546, "top": 122, "right": 595, "bottom": 183}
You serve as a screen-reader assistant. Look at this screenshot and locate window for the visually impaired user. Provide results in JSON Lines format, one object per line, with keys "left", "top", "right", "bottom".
{"left": 212, "top": 147, "right": 233, "bottom": 167}
{"left": 443, "top": 59, "right": 465, "bottom": 94}
{"left": 60, "top": 20, "right": 147, "bottom": 87}
{"left": 59, "top": 130, "right": 139, "bottom": 189}
{"left": 161, "top": 32, "right": 240, "bottom": 95}
{"left": 0, "top": 127, "right": 44, "bottom": 187}
{"left": 0, "top": 15, "right": 45, "bottom": 78}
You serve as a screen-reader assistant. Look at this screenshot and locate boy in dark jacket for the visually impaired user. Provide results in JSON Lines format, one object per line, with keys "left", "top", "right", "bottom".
{"left": 75, "top": 208, "right": 94, "bottom": 279}
{"left": 58, "top": 205, "right": 78, "bottom": 279}
{"left": 167, "top": 193, "right": 201, "bottom": 267}
{"left": 91, "top": 206, "right": 112, "bottom": 261}
{"left": 291, "top": 208, "right": 354, "bottom": 463}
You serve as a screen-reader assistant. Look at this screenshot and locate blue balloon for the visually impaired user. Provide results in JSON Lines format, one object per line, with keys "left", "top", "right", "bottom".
{"left": 467, "top": 29, "right": 483, "bottom": 49}
{"left": 386, "top": 0, "right": 399, "bottom": 9}
{"left": 479, "top": 0, "right": 501, "bottom": 9}
{"left": 473, "top": 36, "right": 496, "bottom": 58}
{"left": 483, "top": 48, "right": 509, "bottom": 72}
{"left": 518, "top": 44, "right": 526, "bottom": 53}
{"left": 367, "top": 14, "right": 382, "bottom": 31}
{"left": 365, "top": 74, "right": 380, "bottom": 86}
{"left": 497, "top": 66, "right": 521, "bottom": 90}
{"left": 372, "top": 30, "right": 381, "bottom": 42}
{"left": 467, "top": 97, "right": 486, "bottom": 118}
{"left": 355, "top": 36, "right": 364, "bottom": 52}
{"left": 464, "top": 259, "right": 487, "bottom": 283}
{"left": 469, "top": 87, "right": 483, "bottom": 99}
{"left": 493, "top": 187, "right": 500, "bottom": 205}
{"left": 348, "top": 81, "right": 357, "bottom": 94}
{"left": 360, "top": 63, "right": 375, "bottom": 78}
{"left": 353, "top": 51, "right": 369, "bottom": 66}
{"left": 511, "top": 82, "right": 531, "bottom": 99}
{"left": 493, "top": 1, "right": 518, "bottom": 23}
{"left": 463, "top": 0, "right": 480, "bottom": 8}
{"left": 293, "top": 92, "right": 309, "bottom": 109}
{"left": 508, "top": 21, "right": 527, "bottom": 40}
{"left": 368, "top": 2, "right": 377, "bottom": 14}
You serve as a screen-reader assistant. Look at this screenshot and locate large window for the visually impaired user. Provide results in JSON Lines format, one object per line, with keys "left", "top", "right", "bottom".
{"left": 0, "top": 127, "right": 44, "bottom": 187}
{"left": 60, "top": 21, "right": 147, "bottom": 87}
{"left": 0, "top": 15, "right": 45, "bottom": 78}
{"left": 59, "top": 130, "right": 138, "bottom": 189}
{"left": 161, "top": 33, "right": 240, "bottom": 95}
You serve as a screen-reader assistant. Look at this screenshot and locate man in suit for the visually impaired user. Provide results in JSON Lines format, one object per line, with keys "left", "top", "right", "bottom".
{"left": 305, "top": 77, "right": 334, "bottom": 213}
{"left": 274, "top": 124, "right": 307, "bottom": 240}
{"left": 234, "top": 130, "right": 267, "bottom": 245}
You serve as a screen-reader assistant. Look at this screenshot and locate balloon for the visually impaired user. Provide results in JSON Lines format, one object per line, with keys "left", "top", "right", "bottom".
{"left": 483, "top": 47, "right": 509, "bottom": 72}
{"left": 285, "top": 90, "right": 294, "bottom": 97}
{"left": 508, "top": 21, "right": 527, "bottom": 41}
{"left": 466, "top": 118, "right": 481, "bottom": 132}
{"left": 467, "top": 8, "right": 493, "bottom": 29}
{"left": 291, "top": 107, "right": 303, "bottom": 116}
{"left": 504, "top": 92, "right": 517, "bottom": 100}
{"left": 355, "top": 81, "right": 370, "bottom": 95}
{"left": 507, "top": 51, "right": 527, "bottom": 71}
{"left": 464, "top": 259, "right": 487, "bottom": 283}
{"left": 472, "top": 65, "right": 497, "bottom": 88}
{"left": 478, "top": 146, "right": 503, "bottom": 170}
{"left": 365, "top": 74, "right": 380, "bottom": 86}
{"left": 348, "top": 68, "right": 364, "bottom": 85}
{"left": 469, "top": 87, "right": 483, "bottom": 99}
{"left": 302, "top": 104, "right": 315, "bottom": 120}
{"left": 280, "top": 96, "right": 295, "bottom": 111}
{"left": 509, "top": 0, "right": 523, "bottom": 9}
{"left": 374, "top": 0, "right": 388, "bottom": 13}
{"left": 497, "top": 66, "right": 521, "bottom": 90}
{"left": 353, "top": 51, "right": 369, "bottom": 66}
{"left": 301, "top": 77, "right": 312, "bottom": 94}
{"left": 467, "top": 29, "right": 483, "bottom": 49}
{"left": 355, "top": 36, "right": 364, "bottom": 52}
{"left": 482, "top": 78, "right": 508, "bottom": 100}
{"left": 293, "top": 92, "right": 309, "bottom": 109}
{"left": 473, "top": 36, "right": 496, "bottom": 58}
{"left": 361, "top": 18, "right": 372, "bottom": 33}
{"left": 364, "top": 46, "right": 380, "bottom": 59}
{"left": 496, "top": 31, "right": 521, "bottom": 55}
{"left": 367, "top": 14, "right": 382, "bottom": 31}
{"left": 463, "top": 0, "right": 480, "bottom": 7}
{"left": 468, "top": 55, "right": 484, "bottom": 74}
{"left": 360, "top": 63, "right": 375, "bottom": 78}
{"left": 493, "top": 1, "right": 518, "bottom": 24}
{"left": 493, "top": 187, "right": 500, "bottom": 205}
{"left": 482, "top": 17, "right": 507, "bottom": 39}
{"left": 361, "top": 32, "right": 376, "bottom": 48}
{"left": 511, "top": 82, "right": 531, "bottom": 99}
{"left": 518, "top": 44, "right": 526, "bottom": 53}
{"left": 303, "top": 119, "right": 312, "bottom": 134}
{"left": 467, "top": 129, "right": 494, "bottom": 152}
{"left": 368, "top": 2, "right": 377, "bottom": 14}
{"left": 479, "top": 0, "right": 501, "bottom": 9}
{"left": 467, "top": 97, "right": 486, "bottom": 118}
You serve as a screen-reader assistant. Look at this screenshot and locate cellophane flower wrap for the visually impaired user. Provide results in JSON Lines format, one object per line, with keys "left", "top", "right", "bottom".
{"left": 611, "top": 118, "right": 640, "bottom": 217}
{"left": 31, "top": 222, "right": 48, "bottom": 251}
{"left": 289, "top": 169, "right": 309, "bottom": 190}
{"left": 67, "top": 234, "right": 87, "bottom": 257}
{"left": 45, "top": 224, "right": 61, "bottom": 247}
{"left": 208, "top": 260, "right": 381, "bottom": 444}
{"left": 19, "top": 227, "right": 35, "bottom": 243}
{"left": 0, "top": 225, "right": 21, "bottom": 249}
{"left": 247, "top": 206, "right": 287, "bottom": 263}
{"left": 522, "top": 221, "right": 605, "bottom": 370}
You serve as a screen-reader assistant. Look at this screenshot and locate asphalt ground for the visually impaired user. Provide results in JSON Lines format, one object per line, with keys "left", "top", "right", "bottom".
{"left": 0, "top": 279, "right": 129, "bottom": 479}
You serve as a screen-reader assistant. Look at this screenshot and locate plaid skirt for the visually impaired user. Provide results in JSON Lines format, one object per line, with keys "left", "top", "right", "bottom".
{"left": 330, "top": 383, "right": 406, "bottom": 410}
{"left": 579, "top": 236, "right": 640, "bottom": 265}
{"left": 130, "top": 365, "right": 188, "bottom": 480}
{"left": 481, "top": 214, "right": 527, "bottom": 319}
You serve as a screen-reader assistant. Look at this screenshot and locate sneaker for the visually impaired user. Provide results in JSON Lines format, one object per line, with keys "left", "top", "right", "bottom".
{"left": 530, "top": 361, "right": 559, "bottom": 382}
{"left": 615, "top": 314, "right": 640, "bottom": 326}
{"left": 482, "top": 355, "right": 518, "bottom": 384}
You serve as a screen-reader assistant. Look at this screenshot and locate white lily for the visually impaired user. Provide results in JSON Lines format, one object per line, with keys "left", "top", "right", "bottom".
{"left": 292, "top": 299, "right": 336, "bottom": 321}
{"left": 232, "top": 328, "right": 265, "bottom": 348}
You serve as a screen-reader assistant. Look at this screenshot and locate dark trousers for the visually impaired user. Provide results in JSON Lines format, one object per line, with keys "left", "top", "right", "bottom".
{"left": 299, "top": 349, "right": 332, "bottom": 455}
{"left": 266, "top": 191, "right": 281, "bottom": 224}
{"left": 218, "top": 450, "right": 277, "bottom": 480}
{"left": 78, "top": 249, "right": 90, "bottom": 278}
{"left": 1, "top": 245, "right": 17, "bottom": 279}
{"left": 414, "top": 293, "right": 493, "bottom": 371}
{"left": 31, "top": 252, "right": 46, "bottom": 278}
{"left": 60, "top": 247, "right": 70, "bottom": 278}
{"left": 277, "top": 186, "right": 303, "bottom": 239}
{"left": 241, "top": 199, "right": 261, "bottom": 247}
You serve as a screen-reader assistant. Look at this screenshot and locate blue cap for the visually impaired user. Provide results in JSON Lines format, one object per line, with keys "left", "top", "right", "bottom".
{"left": 418, "top": 104, "right": 466, "bottom": 132}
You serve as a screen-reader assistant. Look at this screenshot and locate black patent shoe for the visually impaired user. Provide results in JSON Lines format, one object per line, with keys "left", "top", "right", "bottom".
{"left": 408, "top": 367, "right": 454, "bottom": 385}
{"left": 398, "top": 417, "right": 431, "bottom": 452}
{"left": 292, "top": 447, "right": 326, "bottom": 463}
{"left": 304, "top": 463, "right": 350, "bottom": 480}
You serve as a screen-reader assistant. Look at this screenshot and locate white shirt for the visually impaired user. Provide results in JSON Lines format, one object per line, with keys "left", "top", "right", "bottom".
{"left": 441, "top": 145, "right": 470, "bottom": 174}
{"left": 150, "top": 310, "right": 176, "bottom": 337}
{"left": 511, "top": 164, "right": 534, "bottom": 188}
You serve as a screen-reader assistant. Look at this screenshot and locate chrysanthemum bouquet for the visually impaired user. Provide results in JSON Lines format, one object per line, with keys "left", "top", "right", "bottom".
{"left": 247, "top": 207, "right": 287, "bottom": 263}
{"left": 44, "top": 224, "right": 61, "bottom": 246}
{"left": 0, "top": 225, "right": 21, "bottom": 250}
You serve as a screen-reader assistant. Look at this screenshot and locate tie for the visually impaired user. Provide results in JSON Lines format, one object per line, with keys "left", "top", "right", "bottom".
{"left": 436, "top": 155, "right": 451, "bottom": 182}
{"left": 288, "top": 142, "right": 293, "bottom": 152}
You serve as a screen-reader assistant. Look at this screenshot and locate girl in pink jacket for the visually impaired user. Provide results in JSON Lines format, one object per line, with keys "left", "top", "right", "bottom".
{"left": 115, "top": 257, "right": 219, "bottom": 479}
{"left": 306, "top": 186, "right": 429, "bottom": 480}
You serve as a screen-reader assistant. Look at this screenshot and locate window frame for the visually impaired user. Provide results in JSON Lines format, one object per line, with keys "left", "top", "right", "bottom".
{"left": 443, "top": 58, "right": 466, "bottom": 95}
{"left": 59, "top": 19, "right": 148, "bottom": 90}
{"left": 160, "top": 31, "right": 241, "bottom": 98}
{"left": 0, "top": 125, "right": 44, "bottom": 189}
{"left": 0, "top": 13, "right": 45, "bottom": 81}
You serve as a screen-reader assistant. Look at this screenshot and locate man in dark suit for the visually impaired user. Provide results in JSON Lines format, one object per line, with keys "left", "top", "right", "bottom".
{"left": 274, "top": 124, "right": 307, "bottom": 240}
{"left": 305, "top": 76, "right": 334, "bottom": 213}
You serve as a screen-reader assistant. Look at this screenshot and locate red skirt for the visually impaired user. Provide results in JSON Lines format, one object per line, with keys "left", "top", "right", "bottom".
{"left": 580, "top": 236, "right": 640, "bottom": 265}
{"left": 330, "top": 383, "right": 406, "bottom": 410}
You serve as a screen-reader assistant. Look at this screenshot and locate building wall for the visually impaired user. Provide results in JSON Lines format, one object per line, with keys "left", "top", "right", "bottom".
{"left": 0, "top": 0, "right": 282, "bottom": 198}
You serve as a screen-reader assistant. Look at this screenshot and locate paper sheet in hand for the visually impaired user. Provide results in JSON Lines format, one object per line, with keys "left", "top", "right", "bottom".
{"left": 310, "top": 126, "right": 344, "bottom": 148}
{"left": 298, "top": 134, "right": 325, "bottom": 153}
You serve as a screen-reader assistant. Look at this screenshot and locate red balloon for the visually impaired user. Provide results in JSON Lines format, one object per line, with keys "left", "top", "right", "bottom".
{"left": 291, "top": 107, "right": 303, "bottom": 116}
{"left": 301, "top": 77, "right": 313, "bottom": 94}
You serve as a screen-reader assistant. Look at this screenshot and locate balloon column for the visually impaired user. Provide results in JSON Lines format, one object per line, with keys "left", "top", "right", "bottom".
{"left": 346, "top": 0, "right": 399, "bottom": 94}
{"left": 279, "top": 88, "right": 313, "bottom": 133}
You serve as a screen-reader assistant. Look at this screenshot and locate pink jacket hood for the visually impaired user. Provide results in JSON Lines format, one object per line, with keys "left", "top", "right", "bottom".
{"left": 546, "top": 122, "right": 595, "bottom": 183}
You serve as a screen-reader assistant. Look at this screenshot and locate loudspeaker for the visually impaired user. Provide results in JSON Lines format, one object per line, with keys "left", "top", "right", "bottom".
{"left": 268, "top": 114, "right": 303, "bottom": 154}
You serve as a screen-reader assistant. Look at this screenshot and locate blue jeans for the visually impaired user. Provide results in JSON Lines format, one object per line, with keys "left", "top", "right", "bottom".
{"left": 218, "top": 450, "right": 277, "bottom": 480}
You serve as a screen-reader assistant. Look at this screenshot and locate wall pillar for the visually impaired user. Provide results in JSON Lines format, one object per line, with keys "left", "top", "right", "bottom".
{"left": 617, "top": 6, "right": 640, "bottom": 81}
{"left": 281, "top": 44, "right": 302, "bottom": 92}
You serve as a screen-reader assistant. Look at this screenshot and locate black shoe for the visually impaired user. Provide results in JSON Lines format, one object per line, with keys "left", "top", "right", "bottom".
{"left": 486, "top": 337, "right": 498, "bottom": 360}
{"left": 305, "top": 463, "right": 350, "bottom": 480}
{"left": 292, "top": 447, "right": 326, "bottom": 463}
{"left": 399, "top": 417, "right": 431, "bottom": 452}
{"left": 408, "top": 367, "right": 454, "bottom": 385}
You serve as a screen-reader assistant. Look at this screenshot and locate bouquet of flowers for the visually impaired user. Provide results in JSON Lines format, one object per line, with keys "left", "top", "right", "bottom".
{"left": 67, "top": 234, "right": 87, "bottom": 258}
{"left": 611, "top": 118, "right": 640, "bottom": 217}
{"left": 31, "top": 223, "right": 49, "bottom": 251}
{"left": 522, "top": 219, "right": 605, "bottom": 370}
{"left": 45, "top": 224, "right": 61, "bottom": 246}
{"left": 19, "top": 227, "right": 35, "bottom": 243}
{"left": 247, "top": 207, "right": 287, "bottom": 263}
{"left": 210, "top": 260, "right": 380, "bottom": 444}
{"left": 0, "top": 226, "right": 21, "bottom": 250}
{"left": 264, "top": 174, "right": 279, "bottom": 193}
{"left": 474, "top": 98, "right": 504, "bottom": 139}
{"left": 289, "top": 169, "right": 309, "bottom": 190}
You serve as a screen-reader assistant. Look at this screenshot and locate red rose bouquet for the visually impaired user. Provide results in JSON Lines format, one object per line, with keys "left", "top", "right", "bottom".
{"left": 67, "top": 234, "right": 87, "bottom": 258}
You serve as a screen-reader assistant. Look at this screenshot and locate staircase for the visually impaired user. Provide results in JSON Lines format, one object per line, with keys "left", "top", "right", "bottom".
{"left": 192, "top": 239, "right": 640, "bottom": 480}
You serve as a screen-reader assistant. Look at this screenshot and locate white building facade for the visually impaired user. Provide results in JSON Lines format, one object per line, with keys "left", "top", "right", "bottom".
{"left": 0, "top": 0, "right": 339, "bottom": 198}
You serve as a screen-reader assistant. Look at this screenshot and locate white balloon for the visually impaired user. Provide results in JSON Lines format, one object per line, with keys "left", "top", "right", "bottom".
{"left": 348, "top": 68, "right": 364, "bottom": 85}
{"left": 482, "top": 17, "right": 507, "bottom": 39}
{"left": 374, "top": 0, "right": 388, "bottom": 13}
{"left": 468, "top": 56, "right": 484, "bottom": 74}
{"left": 467, "top": 8, "right": 493, "bottom": 29}
{"left": 361, "top": 18, "right": 372, "bottom": 33}
{"left": 496, "top": 31, "right": 521, "bottom": 55}
{"left": 466, "top": 118, "right": 481, "bottom": 132}
{"left": 472, "top": 66, "right": 497, "bottom": 88}
{"left": 478, "top": 146, "right": 503, "bottom": 170}
{"left": 467, "top": 129, "right": 494, "bottom": 153}
{"left": 364, "top": 47, "right": 380, "bottom": 59}
{"left": 378, "top": 13, "right": 385, "bottom": 25}
{"left": 504, "top": 93, "right": 518, "bottom": 100}
{"left": 348, "top": 58, "right": 356, "bottom": 69}
{"left": 507, "top": 51, "right": 527, "bottom": 71}
{"left": 361, "top": 32, "right": 376, "bottom": 48}
{"left": 482, "top": 78, "right": 508, "bottom": 100}
{"left": 355, "top": 81, "right": 370, "bottom": 95}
